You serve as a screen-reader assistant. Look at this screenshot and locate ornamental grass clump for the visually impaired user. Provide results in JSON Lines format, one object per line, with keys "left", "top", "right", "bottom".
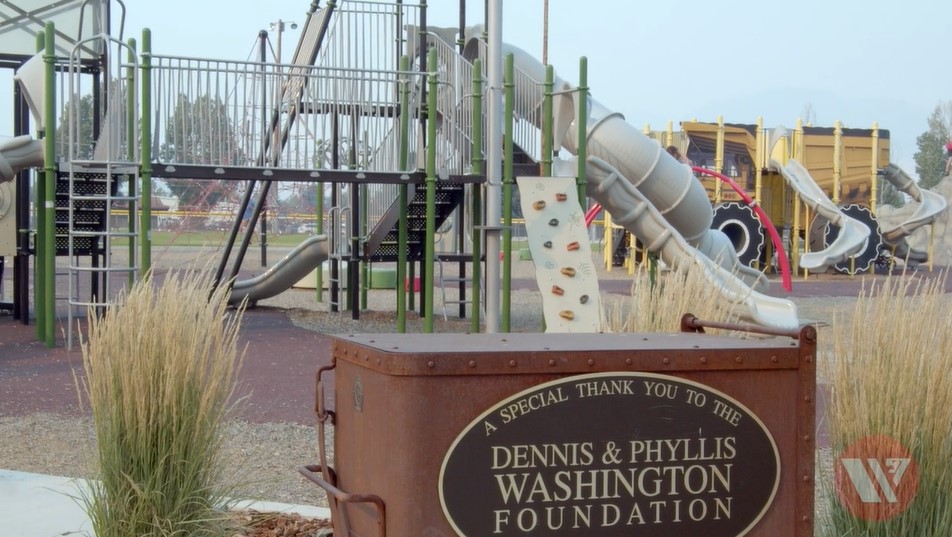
{"left": 79, "top": 270, "right": 246, "bottom": 537}
{"left": 604, "top": 262, "right": 738, "bottom": 333}
{"left": 820, "top": 272, "right": 952, "bottom": 535}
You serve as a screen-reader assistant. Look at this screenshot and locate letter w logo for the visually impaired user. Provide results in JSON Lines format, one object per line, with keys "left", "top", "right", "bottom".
{"left": 840, "top": 458, "right": 911, "bottom": 503}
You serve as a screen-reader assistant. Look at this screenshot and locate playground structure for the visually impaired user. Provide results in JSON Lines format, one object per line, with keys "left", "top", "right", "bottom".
{"left": 630, "top": 119, "right": 948, "bottom": 276}
{"left": 1, "top": 0, "right": 947, "bottom": 345}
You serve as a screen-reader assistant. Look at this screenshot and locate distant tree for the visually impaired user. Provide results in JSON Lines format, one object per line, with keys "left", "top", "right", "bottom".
{"left": 877, "top": 177, "right": 905, "bottom": 208}
{"left": 913, "top": 102, "right": 952, "bottom": 190}
{"left": 799, "top": 103, "right": 817, "bottom": 127}
{"left": 159, "top": 94, "right": 246, "bottom": 209}
{"left": 55, "top": 94, "right": 95, "bottom": 159}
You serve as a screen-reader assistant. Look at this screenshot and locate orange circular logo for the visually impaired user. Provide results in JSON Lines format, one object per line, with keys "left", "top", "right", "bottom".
{"left": 834, "top": 435, "right": 919, "bottom": 521}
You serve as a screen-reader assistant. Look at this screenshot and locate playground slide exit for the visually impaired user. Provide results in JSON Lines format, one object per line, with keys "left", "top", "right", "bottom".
{"left": 494, "top": 43, "right": 799, "bottom": 330}
{"left": 770, "top": 158, "right": 870, "bottom": 272}
{"left": 228, "top": 235, "right": 330, "bottom": 306}
{"left": 0, "top": 136, "right": 44, "bottom": 183}
{"left": 880, "top": 163, "right": 948, "bottom": 244}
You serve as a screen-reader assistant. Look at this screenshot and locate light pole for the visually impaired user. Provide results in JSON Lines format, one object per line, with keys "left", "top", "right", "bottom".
{"left": 543, "top": 0, "right": 549, "bottom": 65}
{"left": 264, "top": 19, "right": 297, "bottom": 257}
{"left": 269, "top": 19, "right": 298, "bottom": 65}
{"left": 267, "top": 19, "right": 297, "bottom": 162}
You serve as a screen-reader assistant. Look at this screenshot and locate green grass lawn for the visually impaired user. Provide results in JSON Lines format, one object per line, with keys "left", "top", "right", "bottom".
{"left": 116, "top": 232, "right": 580, "bottom": 253}
{"left": 115, "top": 231, "right": 316, "bottom": 248}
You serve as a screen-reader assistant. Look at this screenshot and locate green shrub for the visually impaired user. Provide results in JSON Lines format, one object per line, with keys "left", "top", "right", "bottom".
{"left": 79, "top": 270, "right": 246, "bottom": 537}
{"left": 603, "top": 262, "right": 739, "bottom": 333}
{"left": 821, "top": 273, "right": 952, "bottom": 535}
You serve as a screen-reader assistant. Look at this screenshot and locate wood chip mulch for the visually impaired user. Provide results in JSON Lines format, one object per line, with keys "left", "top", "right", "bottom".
{"left": 232, "top": 509, "right": 333, "bottom": 537}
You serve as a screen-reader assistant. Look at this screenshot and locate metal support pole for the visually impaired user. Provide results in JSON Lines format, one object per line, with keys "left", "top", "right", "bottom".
{"left": 714, "top": 115, "right": 725, "bottom": 203}
{"left": 41, "top": 22, "right": 55, "bottom": 346}
{"left": 833, "top": 120, "right": 842, "bottom": 204}
{"left": 541, "top": 66, "right": 553, "bottom": 176}
{"left": 13, "top": 67, "right": 31, "bottom": 323}
{"left": 139, "top": 33, "right": 153, "bottom": 277}
{"left": 501, "top": 53, "right": 514, "bottom": 332}
{"left": 484, "top": 0, "right": 502, "bottom": 333}
{"left": 755, "top": 117, "right": 764, "bottom": 205}
{"left": 576, "top": 57, "right": 588, "bottom": 207}
{"left": 870, "top": 122, "right": 879, "bottom": 213}
{"left": 397, "top": 55, "right": 410, "bottom": 332}
{"left": 424, "top": 49, "right": 438, "bottom": 332}
{"left": 470, "top": 59, "right": 483, "bottom": 332}
{"left": 29, "top": 30, "right": 44, "bottom": 328}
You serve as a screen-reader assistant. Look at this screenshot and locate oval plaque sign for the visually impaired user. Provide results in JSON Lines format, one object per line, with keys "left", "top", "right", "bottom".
{"left": 439, "top": 372, "right": 780, "bottom": 537}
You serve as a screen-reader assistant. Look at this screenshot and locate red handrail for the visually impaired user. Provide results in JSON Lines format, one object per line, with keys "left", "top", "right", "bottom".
{"left": 691, "top": 166, "right": 792, "bottom": 292}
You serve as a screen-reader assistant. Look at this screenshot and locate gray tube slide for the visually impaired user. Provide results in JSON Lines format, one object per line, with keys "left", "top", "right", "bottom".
{"left": 770, "top": 157, "right": 869, "bottom": 271}
{"left": 584, "top": 157, "right": 799, "bottom": 329}
{"left": 499, "top": 43, "right": 769, "bottom": 294}
{"left": 484, "top": 42, "right": 798, "bottom": 329}
{"left": 881, "top": 163, "right": 948, "bottom": 243}
{"left": 229, "top": 235, "right": 330, "bottom": 306}
{"left": 0, "top": 135, "right": 44, "bottom": 183}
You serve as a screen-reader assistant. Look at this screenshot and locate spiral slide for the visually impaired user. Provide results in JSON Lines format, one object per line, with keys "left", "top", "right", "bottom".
{"left": 228, "top": 235, "right": 330, "bottom": 306}
{"left": 770, "top": 158, "right": 870, "bottom": 272}
{"left": 880, "top": 163, "right": 948, "bottom": 245}
{"left": 500, "top": 44, "right": 799, "bottom": 330}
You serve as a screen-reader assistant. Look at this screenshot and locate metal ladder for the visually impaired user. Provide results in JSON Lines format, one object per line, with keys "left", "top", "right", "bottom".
{"left": 64, "top": 22, "right": 141, "bottom": 347}
{"left": 438, "top": 256, "right": 474, "bottom": 321}
{"left": 65, "top": 162, "right": 140, "bottom": 346}
{"left": 327, "top": 206, "right": 351, "bottom": 312}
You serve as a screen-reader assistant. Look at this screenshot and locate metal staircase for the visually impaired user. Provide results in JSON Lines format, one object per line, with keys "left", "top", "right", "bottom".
{"left": 363, "top": 182, "right": 466, "bottom": 262}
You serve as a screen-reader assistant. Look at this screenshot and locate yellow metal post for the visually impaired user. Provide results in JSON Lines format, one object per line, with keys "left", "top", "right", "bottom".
{"left": 665, "top": 121, "right": 674, "bottom": 149}
{"left": 870, "top": 122, "right": 879, "bottom": 213}
{"left": 714, "top": 115, "right": 725, "bottom": 202}
{"left": 625, "top": 233, "right": 632, "bottom": 276}
{"left": 793, "top": 196, "right": 801, "bottom": 273}
{"left": 928, "top": 225, "right": 935, "bottom": 272}
{"left": 802, "top": 207, "right": 811, "bottom": 279}
{"left": 833, "top": 120, "right": 842, "bottom": 204}
{"left": 791, "top": 120, "right": 807, "bottom": 279}
{"left": 755, "top": 117, "right": 764, "bottom": 204}
{"left": 603, "top": 211, "right": 613, "bottom": 271}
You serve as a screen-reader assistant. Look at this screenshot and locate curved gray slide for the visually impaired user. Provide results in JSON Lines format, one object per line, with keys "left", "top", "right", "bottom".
{"left": 229, "top": 235, "right": 330, "bottom": 306}
{"left": 499, "top": 43, "right": 770, "bottom": 292}
{"left": 0, "top": 135, "right": 44, "bottom": 183}
{"left": 494, "top": 43, "right": 798, "bottom": 329}
{"left": 880, "top": 163, "right": 948, "bottom": 243}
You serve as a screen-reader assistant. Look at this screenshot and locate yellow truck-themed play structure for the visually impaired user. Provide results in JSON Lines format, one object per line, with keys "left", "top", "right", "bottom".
{"left": 611, "top": 117, "right": 947, "bottom": 275}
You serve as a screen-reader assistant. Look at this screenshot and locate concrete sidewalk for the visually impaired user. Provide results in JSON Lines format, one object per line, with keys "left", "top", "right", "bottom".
{"left": 0, "top": 469, "right": 331, "bottom": 537}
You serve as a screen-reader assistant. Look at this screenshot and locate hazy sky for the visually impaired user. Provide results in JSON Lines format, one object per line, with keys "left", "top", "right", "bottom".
{"left": 7, "top": 0, "right": 950, "bottom": 178}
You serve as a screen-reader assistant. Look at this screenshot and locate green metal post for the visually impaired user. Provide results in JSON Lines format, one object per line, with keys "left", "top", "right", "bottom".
{"left": 42, "top": 22, "right": 56, "bottom": 346}
{"left": 576, "top": 57, "right": 588, "bottom": 207}
{"left": 397, "top": 55, "right": 410, "bottom": 332}
{"left": 408, "top": 261, "right": 415, "bottom": 311}
{"left": 126, "top": 38, "right": 136, "bottom": 284}
{"left": 542, "top": 66, "right": 554, "bottom": 176}
{"left": 361, "top": 182, "right": 368, "bottom": 309}
{"left": 502, "top": 53, "right": 514, "bottom": 332}
{"left": 314, "top": 189, "right": 324, "bottom": 301}
{"left": 537, "top": 65, "right": 557, "bottom": 333}
{"left": 424, "top": 49, "right": 437, "bottom": 332}
{"left": 470, "top": 59, "right": 483, "bottom": 333}
{"left": 139, "top": 30, "right": 152, "bottom": 275}
{"left": 33, "top": 30, "right": 45, "bottom": 341}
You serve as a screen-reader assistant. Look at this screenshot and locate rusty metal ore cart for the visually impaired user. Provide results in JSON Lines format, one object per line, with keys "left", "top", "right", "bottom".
{"left": 301, "top": 317, "right": 816, "bottom": 537}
